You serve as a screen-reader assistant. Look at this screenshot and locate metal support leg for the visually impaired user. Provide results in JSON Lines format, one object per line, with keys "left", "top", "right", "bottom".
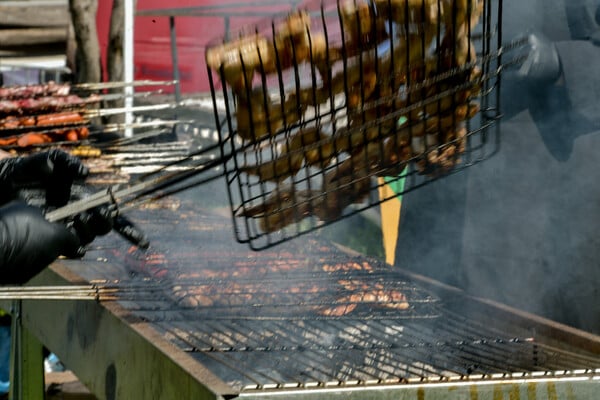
{"left": 9, "top": 301, "right": 45, "bottom": 400}
{"left": 169, "top": 16, "right": 182, "bottom": 104}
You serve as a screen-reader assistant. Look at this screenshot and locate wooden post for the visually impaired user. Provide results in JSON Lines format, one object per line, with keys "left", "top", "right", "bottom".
{"left": 68, "top": 0, "right": 101, "bottom": 84}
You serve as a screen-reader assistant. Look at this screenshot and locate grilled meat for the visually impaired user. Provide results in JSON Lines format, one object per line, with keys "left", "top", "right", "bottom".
{"left": 0, "top": 94, "right": 100, "bottom": 117}
{"left": 206, "top": 11, "right": 341, "bottom": 95}
{"left": 209, "top": 0, "right": 486, "bottom": 233}
{"left": 0, "top": 81, "right": 71, "bottom": 100}
{"left": 0, "top": 111, "right": 86, "bottom": 130}
{"left": 0, "top": 127, "right": 90, "bottom": 148}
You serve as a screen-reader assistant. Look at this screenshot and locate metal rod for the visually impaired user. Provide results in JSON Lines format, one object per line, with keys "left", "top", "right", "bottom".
{"left": 124, "top": 0, "right": 135, "bottom": 138}
{"left": 169, "top": 16, "right": 182, "bottom": 103}
{"left": 45, "top": 142, "right": 227, "bottom": 222}
{"left": 84, "top": 102, "right": 178, "bottom": 117}
{"left": 96, "top": 89, "right": 165, "bottom": 103}
{"left": 99, "top": 119, "right": 194, "bottom": 133}
{"left": 73, "top": 80, "right": 178, "bottom": 90}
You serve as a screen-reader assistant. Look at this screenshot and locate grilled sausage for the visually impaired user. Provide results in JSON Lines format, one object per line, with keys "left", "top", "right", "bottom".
{"left": 36, "top": 111, "right": 85, "bottom": 126}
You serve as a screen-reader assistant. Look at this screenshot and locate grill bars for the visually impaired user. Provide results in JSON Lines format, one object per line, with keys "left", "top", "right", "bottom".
{"left": 83, "top": 256, "right": 600, "bottom": 391}
{"left": 142, "top": 307, "right": 600, "bottom": 391}
{"left": 63, "top": 203, "right": 600, "bottom": 393}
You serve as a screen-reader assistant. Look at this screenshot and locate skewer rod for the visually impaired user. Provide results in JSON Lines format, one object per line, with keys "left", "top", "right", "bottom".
{"left": 124, "top": 0, "right": 135, "bottom": 138}
{"left": 74, "top": 80, "right": 177, "bottom": 90}
{"left": 83, "top": 103, "right": 177, "bottom": 117}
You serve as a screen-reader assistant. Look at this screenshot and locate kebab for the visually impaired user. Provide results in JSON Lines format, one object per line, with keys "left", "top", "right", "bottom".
{"left": 0, "top": 111, "right": 87, "bottom": 130}
{"left": 0, "top": 81, "right": 71, "bottom": 100}
{"left": 0, "top": 102, "right": 190, "bottom": 148}
{"left": 0, "top": 94, "right": 101, "bottom": 117}
{"left": 0, "top": 79, "right": 178, "bottom": 101}
{"left": 0, "top": 127, "right": 90, "bottom": 147}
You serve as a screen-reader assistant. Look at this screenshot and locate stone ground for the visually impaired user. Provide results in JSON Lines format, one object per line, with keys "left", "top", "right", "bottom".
{"left": 45, "top": 371, "right": 96, "bottom": 400}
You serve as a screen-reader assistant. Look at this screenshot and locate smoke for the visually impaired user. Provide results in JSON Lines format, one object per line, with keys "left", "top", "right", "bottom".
{"left": 162, "top": 0, "right": 600, "bottom": 334}
{"left": 394, "top": 0, "right": 600, "bottom": 335}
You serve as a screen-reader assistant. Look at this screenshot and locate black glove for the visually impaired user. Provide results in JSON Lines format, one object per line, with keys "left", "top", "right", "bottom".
{"left": 68, "top": 206, "right": 114, "bottom": 247}
{"left": 513, "top": 33, "right": 562, "bottom": 87}
{"left": 0, "top": 201, "right": 113, "bottom": 284}
{"left": 0, "top": 150, "right": 88, "bottom": 207}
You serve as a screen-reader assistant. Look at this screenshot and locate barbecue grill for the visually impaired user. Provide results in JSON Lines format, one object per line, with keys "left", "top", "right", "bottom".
{"left": 4, "top": 1, "right": 600, "bottom": 399}
{"left": 4, "top": 130, "right": 600, "bottom": 398}
{"left": 4, "top": 196, "right": 600, "bottom": 399}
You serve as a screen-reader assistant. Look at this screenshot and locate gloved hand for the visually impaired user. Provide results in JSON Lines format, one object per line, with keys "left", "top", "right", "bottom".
{"left": 0, "top": 201, "right": 113, "bottom": 284}
{"left": 514, "top": 33, "right": 562, "bottom": 87}
{"left": 0, "top": 149, "right": 88, "bottom": 207}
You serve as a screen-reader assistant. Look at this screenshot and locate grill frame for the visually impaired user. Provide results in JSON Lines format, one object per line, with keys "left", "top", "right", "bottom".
{"left": 206, "top": 0, "right": 506, "bottom": 250}
{"left": 6, "top": 199, "right": 600, "bottom": 399}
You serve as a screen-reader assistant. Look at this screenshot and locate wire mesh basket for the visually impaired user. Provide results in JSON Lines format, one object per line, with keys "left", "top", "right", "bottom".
{"left": 206, "top": 0, "right": 504, "bottom": 250}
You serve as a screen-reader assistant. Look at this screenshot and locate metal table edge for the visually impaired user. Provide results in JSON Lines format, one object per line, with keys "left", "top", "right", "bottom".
{"left": 0, "top": 261, "right": 239, "bottom": 400}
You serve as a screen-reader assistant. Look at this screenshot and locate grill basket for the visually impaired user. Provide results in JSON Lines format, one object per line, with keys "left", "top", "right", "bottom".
{"left": 206, "top": 0, "right": 504, "bottom": 249}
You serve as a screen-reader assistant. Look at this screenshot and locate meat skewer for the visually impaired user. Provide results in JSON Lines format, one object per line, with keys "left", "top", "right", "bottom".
{"left": 0, "top": 118, "right": 191, "bottom": 149}
{"left": 0, "top": 80, "right": 178, "bottom": 100}
{"left": 0, "top": 111, "right": 87, "bottom": 130}
{"left": 0, "top": 126, "right": 90, "bottom": 148}
{"left": 0, "top": 94, "right": 101, "bottom": 117}
{"left": 0, "top": 81, "right": 70, "bottom": 99}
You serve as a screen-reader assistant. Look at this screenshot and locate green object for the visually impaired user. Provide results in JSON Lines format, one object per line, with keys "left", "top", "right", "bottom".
{"left": 384, "top": 176, "right": 406, "bottom": 197}
{"left": 383, "top": 115, "right": 409, "bottom": 198}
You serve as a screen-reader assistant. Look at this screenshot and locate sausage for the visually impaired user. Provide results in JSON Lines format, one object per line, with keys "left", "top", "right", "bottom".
{"left": 36, "top": 111, "right": 84, "bottom": 126}
{"left": 65, "top": 130, "right": 79, "bottom": 142}
{"left": 76, "top": 126, "right": 89, "bottom": 139}
{"left": 16, "top": 132, "right": 53, "bottom": 147}
{"left": 0, "top": 126, "right": 89, "bottom": 148}
{"left": 0, "top": 112, "right": 84, "bottom": 129}
{"left": 0, "top": 137, "right": 18, "bottom": 147}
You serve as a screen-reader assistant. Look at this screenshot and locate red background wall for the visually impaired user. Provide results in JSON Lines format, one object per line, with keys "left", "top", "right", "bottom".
{"left": 97, "top": 0, "right": 298, "bottom": 94}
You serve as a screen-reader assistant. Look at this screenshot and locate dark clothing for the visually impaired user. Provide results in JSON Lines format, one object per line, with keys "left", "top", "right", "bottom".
{"left": 395, "top": 1, "right": 600, "bottom": 333}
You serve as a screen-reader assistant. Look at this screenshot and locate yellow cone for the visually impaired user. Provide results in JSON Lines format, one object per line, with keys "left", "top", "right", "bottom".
{"left": 377, "top": 177, "right": 403, "bottom": 266}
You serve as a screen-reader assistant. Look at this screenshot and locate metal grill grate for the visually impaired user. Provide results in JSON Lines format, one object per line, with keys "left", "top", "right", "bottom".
{"left": 50, "top": 197, "right": 597, "bottom": 396}
{"left": 139, "top": 305, "right": 600, "bottom": 391}
{"left": 78, "top": 202, "right": 599, "bottom": 392}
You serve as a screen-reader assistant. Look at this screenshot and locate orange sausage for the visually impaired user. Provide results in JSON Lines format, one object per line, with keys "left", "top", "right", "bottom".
{"left": 1, "top": 117, "right": 19, "bottom": 129}
{"left": 66, "top": 130, "right": 79, "bottom": 142}
{"left": 16, "top": 132, "right": 53, "bottom": 147}
{"left": 36, "top": 112, "right": 84, "bottom": 126}
{"left": 0, "top": 136, "right": 18, "bottom": 146}
{"left": 21, "top": 116, "right": 36, "bottom": 126}
{"left": 77, "top": 126, "right": 89, "bottom": 139}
